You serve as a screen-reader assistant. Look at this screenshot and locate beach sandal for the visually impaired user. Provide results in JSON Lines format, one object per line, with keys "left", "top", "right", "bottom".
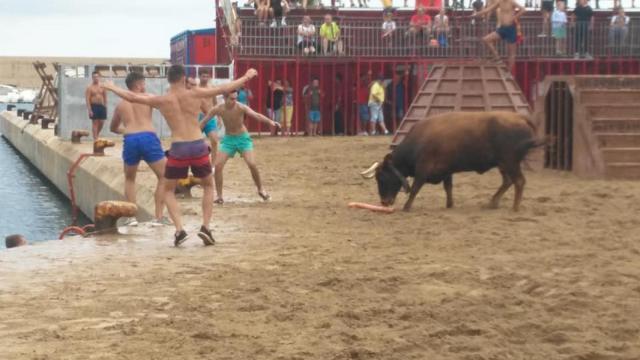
{"left": 214, "top": 198, "right": 224, "bottom": 205}
{"left": 258, "top": 191, "right": 271, "bottom": 201}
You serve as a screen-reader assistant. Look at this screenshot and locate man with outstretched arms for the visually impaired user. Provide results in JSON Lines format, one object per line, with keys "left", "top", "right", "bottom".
{"left": 102, "top": 65, "right": 258, "bottom": 247}
{"left": 200, "top": 90, "right": 278, "bottom": 204}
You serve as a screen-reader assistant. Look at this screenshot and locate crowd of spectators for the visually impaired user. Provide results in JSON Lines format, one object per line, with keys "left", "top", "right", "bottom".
{"left": 235, "top": 0, "right": 636, "bottom": 57}
{"left": 257, "top": 71, "right": 411, "bottom": 136}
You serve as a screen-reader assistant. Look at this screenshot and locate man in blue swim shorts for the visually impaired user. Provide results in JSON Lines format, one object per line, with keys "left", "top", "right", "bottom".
{"left": 472, "top": 0, "right": 525, "bottom": 72}
{"left": 201, "top": 89, "right": 279, "bottom": 204}
{"left": 110, "top": 72, "right": 169, "bottom": 227}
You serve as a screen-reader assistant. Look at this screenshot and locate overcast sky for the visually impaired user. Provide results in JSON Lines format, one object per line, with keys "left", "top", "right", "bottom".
{"left": 2, "top": 0, "right": 215, "bottom": 59}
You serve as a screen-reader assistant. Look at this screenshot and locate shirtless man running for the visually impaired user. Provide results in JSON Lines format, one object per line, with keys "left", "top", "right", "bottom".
{"left": 110, "top": 72, "right": 169, "bottom": 227}
{"left": 85, "top": 71, "right": 108, "bottom": 139}
{"left": 102, "top": 65, "right": 258, "bottom": 246}
{"left": 472, "top": 0, "right": 525, "bottom": 72}
{"left": 200, "top": 90, "right": 279, "bottom": 204}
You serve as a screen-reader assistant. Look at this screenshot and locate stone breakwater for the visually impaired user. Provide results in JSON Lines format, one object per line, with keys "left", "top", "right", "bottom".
{"left": 0, "top": 111, "right": 155, "bottom": 222}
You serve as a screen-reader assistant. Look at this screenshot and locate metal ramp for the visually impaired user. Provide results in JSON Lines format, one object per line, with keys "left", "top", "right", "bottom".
{"left": 391, "top": 63, "right": 531, "bottom": 147}
{"left": 32, "top": 61, "right": 59, "bottom": 122}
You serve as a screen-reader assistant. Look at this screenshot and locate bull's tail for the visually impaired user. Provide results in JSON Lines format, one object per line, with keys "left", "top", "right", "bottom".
{"left": 516, "top": 136, "right": 551, "bottom": 162}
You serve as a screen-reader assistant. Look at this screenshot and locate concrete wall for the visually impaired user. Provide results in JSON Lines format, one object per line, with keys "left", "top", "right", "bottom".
{"left": 0, "top": 56, "right": 165, "bottom": 89}
{"left": 58, "top": 77, "right": 173, "bottom": 140}
{"left": 0, "top": 111, "right": 154, "bottom": 221}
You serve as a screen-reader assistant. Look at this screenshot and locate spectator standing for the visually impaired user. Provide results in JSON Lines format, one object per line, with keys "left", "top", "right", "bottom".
{"left": 386, "top": 72, "right": 406, "bottom": 122}
{"left": 433, "top": 8, "right": 450, "bottom": 47}
{"left": 406, "top": 6, "right": 432, "bottom": 39}
{"left": 539, "top": 0, "right": 554, "bottom": 37}
{"left": 552, "top": 1, "right": 568, "bottom": 55}
{"left": 572, "top": 0, "right": 594, "bottom": 59}
{"left": 382, "top": 13, "right": 397, "bottom": 48}
{"left": 320, "top": 15, "right": 344, "bottom": 55}
{"left": 297, "top": 16, "right": 317, "bottom": 55}
{"left": 283, "top": 80, "right": 294, "bottom": 136}
{"left": 304, "top": 78, "right": 324, "bottom": 136}
{"left": 237, "top": 85, "right": 253, "bottom": 106}
{"left": 265, "top": 80, "right": 273, "bottom": 121}
{"left": 272, "top": 80, "right": 285, "bottom": 135}
{"left": 357, "top": 74, "right": 371, "bottom": 135}
{"left": 609, "top": 7, "right": 629, "bottom": 51}
{"left": 368, "top": 74, "right": 389, "bottom": 135}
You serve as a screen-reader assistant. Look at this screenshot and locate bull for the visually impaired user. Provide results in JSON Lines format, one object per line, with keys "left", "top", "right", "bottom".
{"left": 360, "top": 111, "right": 544, "bottom": 211}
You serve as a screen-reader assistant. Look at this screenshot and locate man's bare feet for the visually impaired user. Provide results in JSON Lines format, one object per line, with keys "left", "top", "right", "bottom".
{"left": 258, "top": 191, "right": 271, "bottom": 201}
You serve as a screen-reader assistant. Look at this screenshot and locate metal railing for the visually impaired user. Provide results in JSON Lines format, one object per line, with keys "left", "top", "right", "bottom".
{"left": 58, "top": 63, "right": 235, "bottom": 82}
{"left": 230, "top": 18, "right": 640, "bottom": 58}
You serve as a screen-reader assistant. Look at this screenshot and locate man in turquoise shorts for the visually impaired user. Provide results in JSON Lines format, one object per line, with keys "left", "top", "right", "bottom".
{"left": 200, "top": 90, "right": 279, "bottom": 204}
{"left": 194, "top": 70, "right": 219, "bottom": 166}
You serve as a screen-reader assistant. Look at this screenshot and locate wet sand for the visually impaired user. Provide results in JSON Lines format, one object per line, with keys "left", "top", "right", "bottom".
{"left": 1, "top": 136, "right": 639, "bottom": 359}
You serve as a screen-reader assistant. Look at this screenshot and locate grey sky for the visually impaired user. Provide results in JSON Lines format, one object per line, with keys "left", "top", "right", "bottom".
{"left": 2, "top": 0, "right": 215, "bottom": 58}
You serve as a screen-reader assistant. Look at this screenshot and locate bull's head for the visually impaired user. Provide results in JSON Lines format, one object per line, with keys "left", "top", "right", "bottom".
{"left": 361, "top": 154, "right": 410, "bottom": 206}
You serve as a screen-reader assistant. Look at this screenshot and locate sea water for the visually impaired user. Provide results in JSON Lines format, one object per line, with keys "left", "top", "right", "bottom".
{"left": 1, "top": 104, "right": 89, "bottom": 248}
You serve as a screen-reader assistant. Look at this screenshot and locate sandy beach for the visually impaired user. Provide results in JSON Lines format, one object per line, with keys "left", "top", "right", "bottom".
{"left": 1, "top": 136, "right": 639, "bottom": 359}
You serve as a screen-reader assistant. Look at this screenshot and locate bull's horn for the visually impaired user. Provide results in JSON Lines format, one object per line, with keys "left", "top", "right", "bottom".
{"left": 360, "top": 162, "right": 379, "bottom": 179}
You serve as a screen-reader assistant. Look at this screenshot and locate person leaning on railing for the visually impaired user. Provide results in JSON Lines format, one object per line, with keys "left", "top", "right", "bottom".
{"left": 297, "top": 15, "right": 317, "bottom": 55}
{"left": 320, "top": 14, "right": 344, "bottom": 55}
{"left": 433, "top": 7, "right": 450, "bottom": 47}
{"left": 609, "top": 7, "right": 629, "bottom": 48}
{"left": 405, "top": 6, "right": 432, "bottom": 39}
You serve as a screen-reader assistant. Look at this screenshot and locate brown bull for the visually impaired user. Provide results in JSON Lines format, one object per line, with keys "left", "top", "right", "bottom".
{"left": 361, "top": 111, "right": 544, "bottom": 211}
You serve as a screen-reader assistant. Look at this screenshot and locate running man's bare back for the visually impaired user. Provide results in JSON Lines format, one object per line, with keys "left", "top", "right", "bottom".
{"left": 112, "top": 100, "right": 155, "bottom": 135}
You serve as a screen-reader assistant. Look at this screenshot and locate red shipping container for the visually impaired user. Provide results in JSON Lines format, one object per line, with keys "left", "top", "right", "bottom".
{"left": 170, "top": 28, "right": 217, "bottom": 65}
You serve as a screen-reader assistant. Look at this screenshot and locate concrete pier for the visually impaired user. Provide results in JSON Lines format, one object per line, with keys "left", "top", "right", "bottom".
{"left": 0, "top": 111, "right": 154, "bottom": 221}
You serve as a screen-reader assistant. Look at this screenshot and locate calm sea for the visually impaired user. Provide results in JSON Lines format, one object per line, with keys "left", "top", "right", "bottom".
{"left": 1, "top": 103, "right": 89, "bottom": 249}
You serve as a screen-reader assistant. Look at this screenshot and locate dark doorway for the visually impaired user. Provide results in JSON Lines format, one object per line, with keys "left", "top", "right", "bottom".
{"left": 544, "top": 81, "right": 574, "bottom": 171}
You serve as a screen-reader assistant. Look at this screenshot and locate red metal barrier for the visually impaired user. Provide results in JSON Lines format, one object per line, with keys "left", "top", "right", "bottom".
{"left": 236, "top": 57, "right": 640, "bottom": 135}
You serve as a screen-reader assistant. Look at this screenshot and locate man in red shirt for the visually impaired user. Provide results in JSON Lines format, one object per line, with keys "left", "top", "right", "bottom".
{"left": 406, "top": 6, "right": 432, "bottom": 39}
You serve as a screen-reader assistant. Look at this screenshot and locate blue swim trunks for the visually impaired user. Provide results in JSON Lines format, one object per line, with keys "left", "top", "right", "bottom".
{"left": 309, "top": 110, "right": 321, "bottom": 124}
{"left": 497, "top": 24, "right": 517, "bottom": 44}
{"left": 122, "top": 131, "right": 165, "bottom": 166}
{"left": 219, "top": 132, "right": 254, "bottom": 158}
{"left": 198, "top": 113, "right": 218, "bottom": 136}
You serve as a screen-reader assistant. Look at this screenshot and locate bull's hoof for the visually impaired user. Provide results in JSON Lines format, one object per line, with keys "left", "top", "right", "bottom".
{"left": 175, "top": 176, "right": 202, "bottom": 198}
{"left": 94, "top": 201, "right": 138, "bottom": 231}
{"left": 93, "top": 138, "right": 115, "bottom": 155}
{"left": 71, "top": 130, "right": 90, "bottom": 143}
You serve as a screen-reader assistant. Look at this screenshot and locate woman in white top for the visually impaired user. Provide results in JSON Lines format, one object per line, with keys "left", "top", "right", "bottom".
{"left": 609, "top": 7, "right": 630, "bottom": 47}
{"left": 297, "top": 16, "right": 317, "bottom": 55}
